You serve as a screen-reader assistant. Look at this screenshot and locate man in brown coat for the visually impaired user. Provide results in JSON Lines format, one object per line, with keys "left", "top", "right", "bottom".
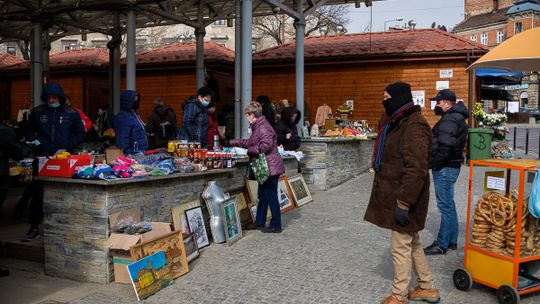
{"left": 364, "top": 82, "right": 440, "bottom": 304}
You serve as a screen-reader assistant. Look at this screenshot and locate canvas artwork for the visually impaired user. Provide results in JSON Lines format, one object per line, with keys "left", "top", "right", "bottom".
{"left": 185, "top": 206, "right": 210, "bottom": 249}
{"left": 127, "top": 251, "right": 174, "bottom": 301}
{"left": 288, "top": 174, "right": 313, "bottom": 207}
{"left": 278, "top": 176, "right": 295, "bottom": 213}
{"left": 221, "top": 197, "right": 243, "bottom": 245}
{"left": 245, "top": 179, "right": 271, "bottom": 222}
{"left": 130, "top": 231, "right": 189, "bottom": 279}
{"left": 182, "top": 233, "right": 200, "bottom": 263}
{"left": 171, "top": 200, "right": 201, "bottom": 234}
{"left": 228, "top": 190, "right": 252, "bottom": 227}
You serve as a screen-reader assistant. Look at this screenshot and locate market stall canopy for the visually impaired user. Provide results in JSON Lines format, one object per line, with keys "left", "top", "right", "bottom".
{"left": 476, "top": 68, "right": 523, "bottom": 85}
{"left": 0, "top": 0, "right": 379, "bottom": 43}
{"left": 468, "top": 27, "right": 540, "bottom": 72}
{"left": 480, "top": 86, "right": 514, "bottom": 101}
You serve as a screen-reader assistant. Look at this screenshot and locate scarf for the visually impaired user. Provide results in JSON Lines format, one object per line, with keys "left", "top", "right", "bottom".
{"left": 371, "top": 102, "right": 414, "bottom": 171}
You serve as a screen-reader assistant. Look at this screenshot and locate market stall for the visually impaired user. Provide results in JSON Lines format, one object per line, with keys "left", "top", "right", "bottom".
{"left": 32, "top": 153, "right": 298, "bottom": 284}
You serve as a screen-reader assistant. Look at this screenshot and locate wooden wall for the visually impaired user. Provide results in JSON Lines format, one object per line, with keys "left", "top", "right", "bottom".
{"left": 253, "top": 59, "right": 472, "bottom": 127}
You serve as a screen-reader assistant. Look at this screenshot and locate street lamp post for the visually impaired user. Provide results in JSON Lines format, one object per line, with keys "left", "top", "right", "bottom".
{"left": 384, "top": 17, "right": 404, "bottom": 31}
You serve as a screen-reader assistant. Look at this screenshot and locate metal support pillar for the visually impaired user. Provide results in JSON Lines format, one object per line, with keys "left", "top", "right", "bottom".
{"left": 241, "top": 0, "right": 253, "bottom": 138}
{"left": 234, "top": 0, "right": 242, "bottom": 138}
{"left": 126, "top": 10, "right": 136, "bottom": 91}
{"left": 195, "top": 28, "right": 206, "bottom": 89}
{"left": 42, "top": 39, "right": 50, "bottom": 84}
{"left": 294, "top": 0, "right": 305, "bottom": 133}
{"left": 32, "top": 22, "right": 43, "bottom": 107}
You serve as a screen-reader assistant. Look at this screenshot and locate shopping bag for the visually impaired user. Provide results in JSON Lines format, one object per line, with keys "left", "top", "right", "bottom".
{"left": 251, "top": 153, "right": 269, "bottom": 184}
{"left": 529, "top": 170, "right": 540, "bottom": 218}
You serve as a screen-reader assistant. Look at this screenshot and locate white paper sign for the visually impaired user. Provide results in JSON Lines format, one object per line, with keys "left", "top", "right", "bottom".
{"left": 431, "top": 100, "right": 437, "bottom": 110}
{"left": 440, "top": 69, "right": 453, "bottom": 78}
{"left": 345, "top": 100, "right": 354, "bottom": 110}
{"left": 508, "top": 101, "right": 519, "bottom": 113}
{"left": 436, "top": 81, "right": 450, "bottom": 90}
{"left": 411, "top": 90, "right": 425, "bottom": 107}
{"left": 487, "top": 176, "right": 506, "bottom": 191}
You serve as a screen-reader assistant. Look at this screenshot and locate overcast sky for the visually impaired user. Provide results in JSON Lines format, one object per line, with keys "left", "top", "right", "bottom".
{"left": 345, "top": 0, "right": 464, "bottom": 33}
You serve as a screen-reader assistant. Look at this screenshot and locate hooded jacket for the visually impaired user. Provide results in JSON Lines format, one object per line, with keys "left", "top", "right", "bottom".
{"left": 24, "top": 82, "right": 86, "bottom": 156}
{"left": 180, "top": 96, "right": 209, "bottom": 148}
{"left": 230, "top": 116, "right": 285, "bottom": 177}
{"left": 275, "top": 107, "right": 301, "bottom": 151}
{"left": 114, "top": 90, "right": 148, "bottom": 154}
{"left": 147, "top": 104, "right": 177, "bottom": 148}
{"left": 431, "top": 102, "right": 469, "bottom": 170}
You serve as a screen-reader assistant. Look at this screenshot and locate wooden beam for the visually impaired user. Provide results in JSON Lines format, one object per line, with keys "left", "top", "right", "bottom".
{"left": 262, "top": 0, "right": 301, "bottom": 19}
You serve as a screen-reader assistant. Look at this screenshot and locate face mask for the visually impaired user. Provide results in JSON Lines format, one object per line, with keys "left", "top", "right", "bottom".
{"left": 201, "top": 101, "right": 210, "bottom": 107}
{"left": 48, "top": 102, "right": 60, "bottom": 108}
{"left": 434, "top": 106, "right": 444, "bottom": 116}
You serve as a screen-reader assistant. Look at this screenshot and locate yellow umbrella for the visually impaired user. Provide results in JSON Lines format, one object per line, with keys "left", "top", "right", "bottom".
{"left": 468, "top": 27, "right": 540, "bottom": 72}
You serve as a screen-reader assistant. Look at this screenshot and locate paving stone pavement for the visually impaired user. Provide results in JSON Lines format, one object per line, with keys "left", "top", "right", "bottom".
{"left": 15, "top": 165, "right": 540, "bottom": 303}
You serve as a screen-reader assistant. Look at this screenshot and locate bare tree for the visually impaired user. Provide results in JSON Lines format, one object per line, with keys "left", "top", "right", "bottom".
{"left": 16, "top": 40, "right": 31, "bottom": 60}
{"left": 253, "top": 5, "right": 351, "bottom": 47}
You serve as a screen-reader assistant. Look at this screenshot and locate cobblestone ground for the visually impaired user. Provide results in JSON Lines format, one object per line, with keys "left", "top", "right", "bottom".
{"left": 53, "top": 166, "right": 540, "bottom": 303}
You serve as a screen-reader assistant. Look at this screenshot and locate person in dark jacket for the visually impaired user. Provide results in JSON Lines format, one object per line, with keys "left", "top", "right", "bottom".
{"left": 424, "top": 89, "right": 468, "bottom": 255}
{"left": 219, "top": 104, "right": 235, "bottom": 140}
{"left": 23, "top": 82, "right": 86, "bottom": 241}
{"left": 0, "top": 123, "right": 25, "bottom": 217}
{"left": 275, "top": 106, "right": 301, "bottom": 151}
{"left": 180, "top": 87, "right": 213, "bottom": 148}
{"left": 206, "top": 101, "right": 219, "bottom": 149}
{"left": 146, "top": 98, "right": 177, "bottom": 149}
{"left": 114, "top": 90, "right": 148, "bottom": 154}
{"left": 230, "top": 102, "right": 285, "bottom": 233}
{"left": 364, "top": 82, "right": 439, "bottom": 304}
{"left": 256, "top": 95, "right": 277, "bottom": 129}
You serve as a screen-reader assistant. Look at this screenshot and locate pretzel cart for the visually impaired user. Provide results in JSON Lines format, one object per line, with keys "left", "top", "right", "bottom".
{"left": 453, "top": 159, "right": 540, "bottom": 304}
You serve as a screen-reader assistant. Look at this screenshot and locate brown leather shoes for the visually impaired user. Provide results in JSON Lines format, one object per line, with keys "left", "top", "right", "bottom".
{"left": 408, "top": 286, "right": 440, "bottom": 303}
{"left": 380, "top": 295, "right": 408, "bottom": 304}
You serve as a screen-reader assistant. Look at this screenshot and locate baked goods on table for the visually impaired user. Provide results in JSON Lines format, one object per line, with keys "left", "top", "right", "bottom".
{"left": 470, "top": 190, "right": 540, "bottom": 257}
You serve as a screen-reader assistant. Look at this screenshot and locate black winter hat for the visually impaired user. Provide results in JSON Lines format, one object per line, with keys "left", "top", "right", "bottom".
{"left": 385, "top": 82, "right": 413, "bottom": 102}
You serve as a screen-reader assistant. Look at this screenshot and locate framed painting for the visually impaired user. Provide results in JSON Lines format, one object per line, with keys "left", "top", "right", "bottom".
{"left": 220, "top": 197, "right": 243, "bottom": 246}
{"left": 130, "top": 231, "right": 189, "bottom": 279}
{"left": 228, "top": 189, "right": 252, "bottom": 228}
{"left": 287, "top": 174, "right": 313, "bottom": 207}
{"left": 245, "top": 179, "right": 271, "bottom": 222}
{"left": 278, "top": 176, "right": 295, "bottom": 213}
{"left": 127, "top": 251, "right": 174, "bottom": 301}
{"left": 185, "top": 206, "right": 210, "bottom": 249}
{"left": 171, "top": 200, "right": 201, "bottom": 234}
{"left": 182, "top": 233, "right": 200, "bottom": 263}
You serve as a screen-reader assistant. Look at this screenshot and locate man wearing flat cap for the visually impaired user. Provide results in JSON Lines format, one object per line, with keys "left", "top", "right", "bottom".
{"left": 424, "top": 89, "right": 468, "bottom": 255}
{"left": 365, "top": 82, "right": 440, "bottom": 304}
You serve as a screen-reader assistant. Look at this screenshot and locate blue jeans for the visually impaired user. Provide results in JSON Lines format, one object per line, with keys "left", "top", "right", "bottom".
{"left": 256, "top": 176, "right": 281, "bottom": 229}
{"left": 432, "top": 167, "right": 460, "bottom": 250}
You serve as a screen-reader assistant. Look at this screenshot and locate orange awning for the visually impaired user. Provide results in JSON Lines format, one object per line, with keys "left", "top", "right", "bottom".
{"left": 468, "top": 27, "right": 540, "bottom": 72}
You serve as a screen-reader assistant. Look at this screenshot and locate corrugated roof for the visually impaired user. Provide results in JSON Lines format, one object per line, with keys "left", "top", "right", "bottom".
{"left": 49, "top": 48, "right": 109, "bottom": 68}
{"left": 253, "top": 29, "right": 487, "bottom": 63}
{"left": 507, "top": 2, "right": 540, "bottom": 14}
{"left": 453, "top": 8, "right": 509, "bottom": 32}
{"left": 0, "top": 52, "right": 25, "bottom": 69}
{"left": 135, "top": 41, "right": 235, "bottom": 65}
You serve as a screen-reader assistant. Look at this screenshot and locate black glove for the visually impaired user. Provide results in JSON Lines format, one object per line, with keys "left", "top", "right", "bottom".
{"left": 395, "top": 207, "right": 410, "bottom": 227}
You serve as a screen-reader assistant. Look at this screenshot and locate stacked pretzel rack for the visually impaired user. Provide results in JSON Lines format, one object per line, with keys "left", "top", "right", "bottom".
{"left": 453, "top": 159, "right": 540, "bottom": 304}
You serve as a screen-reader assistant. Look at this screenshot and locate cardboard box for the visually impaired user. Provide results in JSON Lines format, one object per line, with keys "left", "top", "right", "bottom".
{"left": 38, "top": 154, "right": 93, "bottom": 177}
{"left": 105, "top": 146, "right": 123, "bottom": 164}
{"left": 106, "top": 208, "right": 172, "bottom": 283}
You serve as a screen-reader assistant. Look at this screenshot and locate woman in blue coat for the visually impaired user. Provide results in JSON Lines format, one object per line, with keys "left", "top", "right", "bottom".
{"left": 114, "top": 90, "right": 148, "bottom": 154}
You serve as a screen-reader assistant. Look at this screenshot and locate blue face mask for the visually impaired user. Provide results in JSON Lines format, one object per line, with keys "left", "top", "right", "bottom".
{"left": 48, "top": 102, "right": 60, "bottom": 108}
{"left": 201, "top": 101, "right": 210, "bottom": 107}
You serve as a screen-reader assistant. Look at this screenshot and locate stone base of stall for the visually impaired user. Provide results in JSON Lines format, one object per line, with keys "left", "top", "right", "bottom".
{"left": 39, "top": 157, "right": 298, "bottom": 283}
{"left": 300, "top": 138, "right": 374, "bottom": 192}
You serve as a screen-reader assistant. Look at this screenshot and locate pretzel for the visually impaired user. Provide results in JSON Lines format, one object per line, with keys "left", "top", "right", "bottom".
{"left": 492, "top": 209, "right": 506, "bottom": 227}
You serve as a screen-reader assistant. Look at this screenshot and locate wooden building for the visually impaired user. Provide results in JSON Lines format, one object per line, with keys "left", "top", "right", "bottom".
{"left": 252, "top": 29, "right": 488, "bottom": 126}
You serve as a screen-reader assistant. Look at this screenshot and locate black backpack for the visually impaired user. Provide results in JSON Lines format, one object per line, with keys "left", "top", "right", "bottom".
{"left": 156, "top": 109, "right": 175, "bottom": 139}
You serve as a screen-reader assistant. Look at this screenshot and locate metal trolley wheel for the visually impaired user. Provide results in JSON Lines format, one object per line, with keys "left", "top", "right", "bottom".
{"left": 453, "top": 268, "right": 473, "bottom": 291}
{"left": 497, "top": 285, "right": 520, "bottom": 304}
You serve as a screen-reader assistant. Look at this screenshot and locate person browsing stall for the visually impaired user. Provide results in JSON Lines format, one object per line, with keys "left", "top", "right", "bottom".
{"left": 424, "top": 89, "right": 468, "bottom": 255}
{"left": 180, "top": 87, "right": 214, "bottom": 148}
{"left": 230, "top": 102, "right": 285, "bottom": 233}
{"left": 364, "top": 82, "right": 440, "bottom": 304}
{"left": 114, "top": 90, "right": 148, "bottom": 154}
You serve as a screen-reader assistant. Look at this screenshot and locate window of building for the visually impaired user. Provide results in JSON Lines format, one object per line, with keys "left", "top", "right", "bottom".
{"left": 496, "top": 30, "right": 505, "bottom": 43}
{"left": 251, "top": 43, "right": 258, "bottom": 52}
{"left": 161, "top": 37, "right": 177, "bottom": 45}
{"left": 515, "top": 22, "right": 522, "bottom": 34}
{"left": 213, "top": 20, "right": 226, "bottom": 26}
{"left": 470, "top": 34, "right": 477, "bottom": 42}
{"left": 211, "top": 36, "right": 229, "bottom": 47}
{"left": 6, "top": 46, "right": 16, "bottom": 56}
{"left": 62, "top": 40, "right": 78, "bottom": 51}
{"left": 480, "top": 33, "right": 488, "bottom": 45}
{"left": 91, "top": 40, "right": 108, "bottom": 49}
